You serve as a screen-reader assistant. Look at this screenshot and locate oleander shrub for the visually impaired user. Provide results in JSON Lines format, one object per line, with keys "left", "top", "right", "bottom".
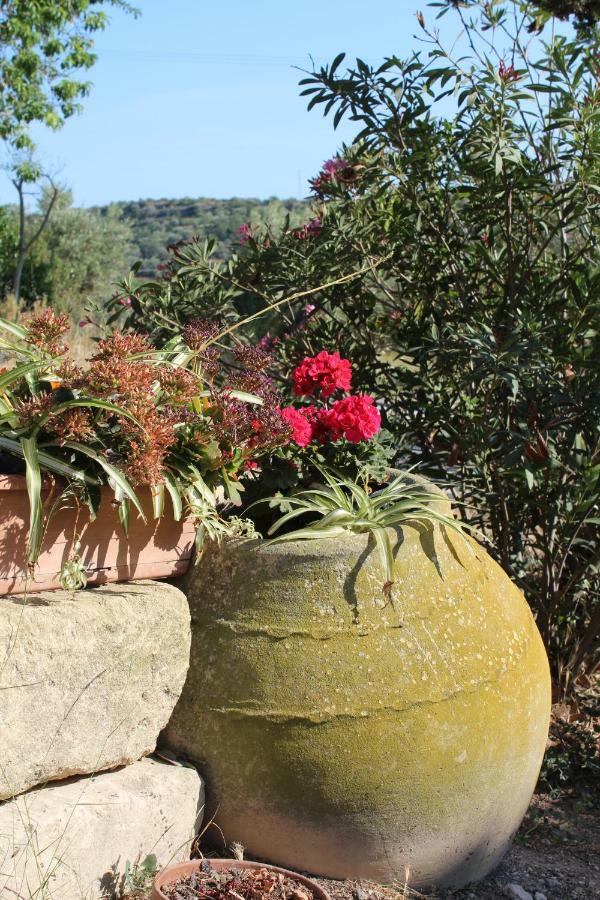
{"left": 109, "top": 0, "right": 600, "bottom": 692}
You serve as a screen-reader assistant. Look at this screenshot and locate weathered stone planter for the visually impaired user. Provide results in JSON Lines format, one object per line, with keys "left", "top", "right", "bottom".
{"left": 0, "top": 580, "right": 191, "bottom": 799}
{"left": 164, "top": 523, "right": 551, "bottom": 889}
{"left": 0, "top": 475, "right": 196, "bottom": 595}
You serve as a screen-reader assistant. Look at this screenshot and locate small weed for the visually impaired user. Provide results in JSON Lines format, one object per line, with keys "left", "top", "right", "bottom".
{"left": 122, "top": 853, "right": 158, "bottom": 897}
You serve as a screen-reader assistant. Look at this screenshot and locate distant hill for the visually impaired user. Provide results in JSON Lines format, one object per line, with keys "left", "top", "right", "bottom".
{"left": 96, "top": 196, "right": 309, "bottom": 277}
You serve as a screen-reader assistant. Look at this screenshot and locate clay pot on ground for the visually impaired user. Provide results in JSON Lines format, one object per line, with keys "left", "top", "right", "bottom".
{"left": 151, "top": 859, "right": 330, "bottom": 900}
{"left": 0, "top": 474, "right": 196, "bottom": 595}
{"left": 163, "top": 485, "right": 551, "bottom": 890}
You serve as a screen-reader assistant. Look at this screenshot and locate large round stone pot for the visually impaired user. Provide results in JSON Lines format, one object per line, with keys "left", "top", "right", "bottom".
{"left": 164, "top": 514, "right": 550, "bottom": 889}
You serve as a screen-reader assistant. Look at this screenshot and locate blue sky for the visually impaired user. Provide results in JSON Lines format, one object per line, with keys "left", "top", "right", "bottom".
{"left": 1, "top": 1, "right": 458, "bottom": 206}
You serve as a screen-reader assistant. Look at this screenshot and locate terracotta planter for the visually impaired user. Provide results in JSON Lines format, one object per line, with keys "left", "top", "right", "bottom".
{"left": 151, "top": 858, "right": 330, "bottom": 900}
{"left": 0, "top": 475, "right": 196, "bottom": 595}
{"left": 164, "top": 511, "right": 551, "bottom": 888}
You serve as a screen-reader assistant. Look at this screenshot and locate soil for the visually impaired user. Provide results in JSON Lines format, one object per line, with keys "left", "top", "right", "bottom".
{"left": 127, "top": 788, "right": 599, "bottom": 900}
{"left": 158, "top": 863, "right": 318, "bottom": 900}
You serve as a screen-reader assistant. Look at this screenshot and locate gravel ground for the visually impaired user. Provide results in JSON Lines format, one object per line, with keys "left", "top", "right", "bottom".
{"left": 315, "top": 789, "right": 600, "bottom": 900}
{"left": 129, "top": 787, "right": 599, "bottom": 900}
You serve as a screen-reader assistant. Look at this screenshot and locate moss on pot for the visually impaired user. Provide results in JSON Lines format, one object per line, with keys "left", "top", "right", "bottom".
{"left": 164, "top": 519, "right": 550, "bottom": 889}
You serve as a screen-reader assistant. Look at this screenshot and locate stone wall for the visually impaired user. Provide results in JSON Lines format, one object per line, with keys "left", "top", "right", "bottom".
{"left": 0, "top": 758, "right": 203, "bottom": 899}
{"left": 0, "top": 580, "right": 200, "bottom": 899}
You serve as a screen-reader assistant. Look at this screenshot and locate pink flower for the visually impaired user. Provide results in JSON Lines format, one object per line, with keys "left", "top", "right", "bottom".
{"left": 498, "top": 60, "right": 519, "bottom": 82}
{"left": 280, "top": 406, "right": 314, "bottom": 447}
{"left": 118, "top": 296, "right": 133, "bottom": 307}
{"left": 292, "top": 218, "right": 323, "bottom": 240}
{"left": 310, "top": 157, "right": 349, "bottom": 194}
{"left": 258, "top": 333, "right": 280, "bottom": 351}
{"left": 293, "top": 350, "right": 352, "bottom": 399}
{"left": 323, "top": 158, "right": 349, "bottom": 176}
{"left": 321, "top": 394, "right": 381, "bottom": 443}
{"left": 237, "top": 223, "right": 252, "bottom": 244}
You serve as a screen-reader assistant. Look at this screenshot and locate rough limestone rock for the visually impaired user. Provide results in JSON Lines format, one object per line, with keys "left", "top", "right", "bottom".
{"left": 0, "top": 757, "right": 203, "bottom": 900}
{"left": 0, "top": 580, "right": 191, "bottom": 799}
{"left": 164, "top": 522, "right": 551, "bottom": 889}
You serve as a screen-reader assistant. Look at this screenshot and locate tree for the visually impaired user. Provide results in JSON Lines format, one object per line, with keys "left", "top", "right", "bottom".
{"left": 0, "top": 0, "right": 137, "bottom": 152}
{"left": 7, "top": 157, "right": 58, "bottom": 303}
{"left": 35, "top": 191, "right": 132, "bottom": 317}
{"left": 0, "top": 0, "right": 137, "bottom": 304}
{"left": 0, "top": 206, "right": 17, "bottom": 297}
{"left": 532, "top": 0, "right": 600, "bottom": 27}
{"left": 0, "top": 187, "right": 133, "bottom": 316}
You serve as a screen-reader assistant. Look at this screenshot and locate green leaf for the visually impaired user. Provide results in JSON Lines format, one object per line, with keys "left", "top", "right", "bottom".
{"left": 372, "top": 526, "right": 394, "bottom": 586}
{"left": 59, "top": 441, "right": 145, "bottom": 522}
{"left": 228, "top": 389, "right": 264, "bottom": 405}
{"left": 151, "top": 481, "right": 164, "bottom": 519}
{"left": 0, "top": 436, "right": 98, "bottom": 484}
{"left": 269, "top": 525, "right": 348, "bottom": 544}
{"left": 20, "top": 437, "right": 43, "bottom": 565}
{"left": 118, "top": 495, "right": 131, "bottom": 536}
{"left": 34, "top": 397, "right": 142, "bottom": 432}
{"left": 163, "top": 472, "right": 183, "bottom": 521}
{"left": 0, "top": 360, "right": 47, "bottom": 393}
{"left": 0, "top": 315, "right": 27, "bottom": 341}
{"left": 525, "top": 466, "right": 535, "bottom": 491}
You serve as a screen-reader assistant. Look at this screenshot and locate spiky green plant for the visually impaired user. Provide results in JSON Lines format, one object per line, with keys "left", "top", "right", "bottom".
{"left": 266, "top": 467, "right": 476, "bottom": 596}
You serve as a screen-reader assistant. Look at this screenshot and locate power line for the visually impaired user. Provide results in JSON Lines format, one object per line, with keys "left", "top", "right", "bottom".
{"left": 99, "top": 49, "right": 316, "bottom": 68}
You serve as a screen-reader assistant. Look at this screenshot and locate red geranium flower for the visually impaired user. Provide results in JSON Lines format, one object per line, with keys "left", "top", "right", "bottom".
{"left": 321, "top": 394, "right": 381, "bottom": 443}
{"left": 293, "top": 350, "right": 352, "bottom": 399}
{"left": 280, "top": 406, "right": 314, "bottom": 447}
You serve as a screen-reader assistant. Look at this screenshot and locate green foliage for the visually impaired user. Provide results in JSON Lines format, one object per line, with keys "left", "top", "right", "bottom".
{"left": 0, "top": 207, "right": 18, "bottom": 296}
{"left": 265, "top": 466, "right": 473, "bottom": 596}
{"left": 0, "top": 311, "right": 290, "bottom": 572}
{"left": 0, "top": 0, "right": 137, "bottom": 151}
{"left": 97, "top": 196, "right": 308, "bottom": 277}
{"left": 32, "top": 190, "right": 133, "bottom": 317}
{"left": 540, "top": 717, "right": 600, "bottom": 789}
{"left": 123, "top": 853, "right": 158, "bottom": 894}
{"left": 0, "top": 188, "right": 133, "bottom": 317}
{"left": 531, "top": 0, "right": 600, "bottom": 28}
{"left": 114, "top": 0, "right": 600, "bottom": 690}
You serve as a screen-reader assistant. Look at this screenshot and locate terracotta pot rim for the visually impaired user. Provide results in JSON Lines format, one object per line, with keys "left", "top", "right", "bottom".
{"left": 151, "top": 858, "right": 331, "bottom": 900}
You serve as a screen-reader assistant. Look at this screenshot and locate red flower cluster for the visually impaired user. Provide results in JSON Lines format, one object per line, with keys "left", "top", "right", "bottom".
{"left": 321, "top": 394, "right": 381, "bottom": 443}
{"left": 281, "top": 395, "right": 380, "bottom": 446}
{"left": 309, "top": 157, "right": 349, "bottom": 194}
{"left": 498, "top": 60, "right": 519, "bottom": 82}
{"left": 237, "top": 223, "right": 252, "bottom": 244}
{"left": 283, "top": 351, "right": 381, "bottom": 447}
{"left": 24, "top": 309, "right": 70, "bottom": 357}
{"left": 292, "top": 218, "right": 323, "bottom": 240}
{"left": 280, "top": 406, "right": 314, "bottom": 448}
{"left": 293, "top": 350, "right": 352, "bottom": 399}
